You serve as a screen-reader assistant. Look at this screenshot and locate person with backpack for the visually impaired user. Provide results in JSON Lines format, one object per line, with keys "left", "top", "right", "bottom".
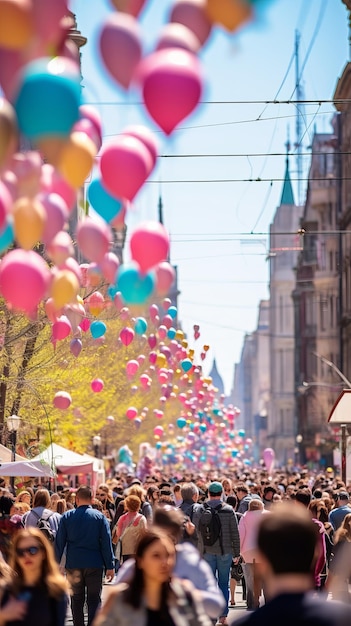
{"left": 179, "top": 482, "right": 203, "bottom": 549}
{"left": 194, "top": 481, "right": 240, "bottom": 625}
{"left": 21, "top": 488, "right": 61, "bottom": 542}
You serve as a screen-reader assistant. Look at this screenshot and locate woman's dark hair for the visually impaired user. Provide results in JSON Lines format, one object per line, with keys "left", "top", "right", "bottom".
{"left": 124, "top": 530, "right": 174, "bottom": 613}
{"left": 226, "top": 495, "right": 237, "bottom": 509}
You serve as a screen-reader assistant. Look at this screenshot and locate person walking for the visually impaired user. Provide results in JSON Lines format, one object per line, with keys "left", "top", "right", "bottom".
{"left": 179, "top": 482, "right": 203, "bottom": 548}
{"left": 22, "top": 488, "right": 62, "bottom": 540}
{"left": 238, "top": 499, "right": 269, "bottom": 610}
{"left": 329, "top": 491, "right": 351, "bottom": 531}
{"left": 55, "top": 485, "right": 115, "bottom": 626}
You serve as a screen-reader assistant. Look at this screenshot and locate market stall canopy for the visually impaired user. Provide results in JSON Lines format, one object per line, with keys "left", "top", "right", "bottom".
{"left": 0, "top": 460, "right": 56, "bottom": 477}
{"left": 31, "top": 443, "right": 98, "bottom": 475}
{"left": 0, "top": 444, "right": 27, "bottom": 462}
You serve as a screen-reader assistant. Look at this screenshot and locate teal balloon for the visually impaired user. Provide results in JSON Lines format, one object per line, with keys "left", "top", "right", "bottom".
{"left": 90, "top": 320, "right": 106, "bottom": 338}
{"left": 117, "top": 265, "right": 155, "bottom": 305}
{"left": 181, "top": 358, "right": 192, "bottom": 372}
{"left": 134, "top": 317, "right": 147, "bottom": 334}
{"left": 87, "top": 178, "right": 123, "bottom": 223}
{"left": 243, "top": 459, "right": 251, "bottom": 466}
{"left": 14, "top": 58, "right": 81, "bottom": 141}
{"left": 238, "top": 429, "right": 246, "bottom": 437}
{"left": 155, "top": 441, "right": 162, "bottom": 449}
{"left": 231, "top": 449, "right": 239, "bottom": 458}
{"left": 176, "top": 417, "right": 187, "bottom": 429}
{"left": 167, "top": 327, "right": 176, "bottom": 339}
{"left": 168, "top": 306, "right": 177, "bottom": 319}
{"left": 0, "top": 220, "right": 14, "bottom": 253}
{"left": 199, "top": 424, "right": 207, "bottom": 433}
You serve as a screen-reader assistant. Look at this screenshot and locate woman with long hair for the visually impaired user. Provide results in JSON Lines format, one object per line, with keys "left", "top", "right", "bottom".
{"left": 93, "top": 529, "right": 211, "bottom": 626}
{"left": 0, "top": 528, "right": 70, "bottom": 626}
{"left": 112, "top": 496, "right": 147, "bottom": 564}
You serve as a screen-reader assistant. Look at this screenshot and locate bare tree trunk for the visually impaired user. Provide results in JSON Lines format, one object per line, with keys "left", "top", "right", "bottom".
{"left": 10, "top": 324, "right": 40, "bottom": 416}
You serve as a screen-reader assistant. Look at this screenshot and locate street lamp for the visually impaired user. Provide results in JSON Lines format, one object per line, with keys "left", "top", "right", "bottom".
{"left": 7, "top": 414, "right": 21, "bottom": 490}
{"left": 93, "top": 435, "right": 101, "bottom": 458}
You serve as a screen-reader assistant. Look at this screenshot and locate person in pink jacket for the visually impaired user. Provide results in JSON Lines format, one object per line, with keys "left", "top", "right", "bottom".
{"left": 238, "top": 499, "right": 270, "bottom": 610}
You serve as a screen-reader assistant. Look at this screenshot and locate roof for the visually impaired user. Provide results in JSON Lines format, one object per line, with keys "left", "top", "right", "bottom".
{"left": 280, "top": 156, "right": 295, "bottom": 206}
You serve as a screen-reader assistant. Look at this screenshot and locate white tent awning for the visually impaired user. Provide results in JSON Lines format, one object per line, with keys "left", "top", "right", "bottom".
{"left": 0, "top": 460, "right": 56, "bottom": 477}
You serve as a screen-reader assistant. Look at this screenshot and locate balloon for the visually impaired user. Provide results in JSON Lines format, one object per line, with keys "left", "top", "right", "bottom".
{"left": 130, "top": 221, "right": 169, "bottom": 273}
{"left": 76, "top": 217, "right": 112, "bottom": 264}
{"left": 51, "top": 269, "right": 79, "bottom": 309}
{"left": 168, "top": 306, "right": 177, "bottom": 319}
{"left": 0, "top": 249, "right": 50, "bottom": 314}
{"left": 31, "top": 0, "right": 69, "bottom": 50}
{"left": 149, "top": 303, "right": 159, "bottom": 320}
{"left": 176, "top": 417, "right": 187, "bottom": 429}
{"left": 181, "top": 358, "right": 193, "bottom": 372}
{"left": 39, "top": 192, "right": 68, "bottom": 245}
{"left": 163, "top": 298, "right": 172, "bottom": 310}
{"left": 110, "top": 0, "right": 145, "bottom": 16}
{"left": 134, "top": 317, "right": 147, "bottom": 334}
{"left": 52, "top": 315, "right": 72, "bottom": 341}
{"left": 53, "top": 391, "right": 72, "bottom": 410}
{"left": 120, "top": 326, "right": 135, "bottom": 346}
{"left": 79, "top": 104, "right": 102, "bottom": 139}
{"left": 58, "top": 131, "right": 96, "bottom": 188}
{"left": 40, "top": 164, "right": 76, "bottom": 212}
{"left": 79, "top": 317, "right": 90, "bottom": 332}
{"left": 86, "top": 291, "right": 105, "bottom": 316}
{"left": 170, "top": 0, "right": 212, "bottom": 47}
{"left": 59, "top": 257, "right": 82, "bottom": 285}
{"left": 73, "top": 117, "right": 102, "bottom": 152}
{"left": 99, "top": 13, "right": 142, "bottom": 90}
{"left": 90, "top": 320, "right": 107, "bottom": 339}
{"left": 0, "top": 98, "right": 18, "bottom": 169}
{"left": 0, "top": 0, "right": 34, "bottom": 50}
{"left": 91, "top": 378, "right": 104, "bottom": 392}
{"left": 148, "top": 334, "right": 157, "bottom": 349}
{"left": 158, "top": 325, "right": 167, "bottom": 340}
{"left": 167, "top": 327, "right": 176, "bottom": 339}
{"left": 100, "top": 135, "right": 152, "bottom": 201}
{"left": 263, "top": 447, "right": 275, "bottom": 473}
{"left": 139, "top": 48, "right": 203, "bottom": 135}
{"left": 155, "top": 261, "right": 176, "bottom": 296}
{"left": 70, "top": 338, "right": 82, "bottom": 357}
{"left": 153, "top": 425, "right": 164, "bottom": 437}
{"left": 86, "top": 263, "right": 102, "bottom": 287}
{"left": 14, "top": 57, "right": 81, "bottom": 143}
{"left": 117, "top": 265, "right": 155, "bottom": 305}
{"left": 126, "top": 359, "right": 139, "bottom": 377}
{"left": 46, "top": 230, "right": 74, "bottom": 265}
{"left": 140, "top": 373, "right": 150, "bottom": 389}
{"left": 156, "top": 22, "right": 201, "bottom": 54}
{"left": 126, "top": 406, "right": 138, "bottom": 420}
{"left": 205, "top": 0, "right": 253, "bottom": 31}
{"left": 100, "top": 252, "right": 120, "bottom": 283}
{"left": 13, "top": 196, "right": 45, "bottom": 249}
{"left": 122, "top": 125, "right": 158, "bottom": 170}
{"left": 87, "top": 178, "right": 123, "bottom": 224}
{"left": 0, "top": 180, "right": 13, "bottom": 233}
{"left": 0, "top": 219, "right": 14, "bottom": 254}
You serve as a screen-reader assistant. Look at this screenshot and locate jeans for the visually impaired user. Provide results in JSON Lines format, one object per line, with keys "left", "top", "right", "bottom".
{"left": 66, "top": 568, "right": 103, "bottom": 626}
{"left": 203, "top": 552, "right": 232, "bottom": 617}
{"left": 242, "top": 562, "right": 262, "bottom": 610}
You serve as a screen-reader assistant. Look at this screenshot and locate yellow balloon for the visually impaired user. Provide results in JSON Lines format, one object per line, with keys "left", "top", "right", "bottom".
{"left": 58, "top": 132, "right": 96, "bottom": 188}
{"left": 205, "top": 0, "right": 252, "bottom": 32}
{"left": 13, "top": 197, "right": 45, "bottom": 249}
{"left": 173, "top": 385, "right": 179, "bottom": 393}
{"left": 51, "top": 270, "right": 79, "bottom": 309}
{"left": 156, "top": 353, "right": 167, "bottom": 368}
{"left": 188, "top": 349, "right": 194, "bottom": 357}
{"left": 175, "top": 330, "right": 184, "bottom": 341}
{"left": 181, "top": 340, "right": 188, "bottom": 348}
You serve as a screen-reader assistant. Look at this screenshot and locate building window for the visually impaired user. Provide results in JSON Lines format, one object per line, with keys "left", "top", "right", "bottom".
{"left": 329, "top": 251, "right": 333, "bottom": 272}
{"left": 280, "top": 409, "right": 284, "bottom": 432}
{"left": 280, "top": 349, "right": 284, "bottom": 390}
{"left": 320, "top": 297, "right": 327, "bottom": 331}
{"left": 330, "top": 295, "right": 334, "bottom": 328}
{"left": 279, "top": 295, "right": 284, "bottom": 333}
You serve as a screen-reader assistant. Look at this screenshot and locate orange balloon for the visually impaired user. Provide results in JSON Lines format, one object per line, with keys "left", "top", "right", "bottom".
{"left": 110, "top": 0, "right": 145, "bottom": 16}
{"left": 58, "top": 132, "right": 96, "bottom": 188}
{"left": 203, "top": 344, "right": 210, "bottom": 351}
{"left": 13, "top": 197, "right": 45, "bottom": 249}
{"left": 0, "top": 0, "right": 34, "bottom": 50}
{"left": 205, "top": 0, "right": 252, "bottom": 32}
{"left": 51, "top": 270, "right": 79, "bottom": 309}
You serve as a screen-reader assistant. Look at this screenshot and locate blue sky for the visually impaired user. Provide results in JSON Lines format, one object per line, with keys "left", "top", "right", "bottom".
{"left": 70, "top": 0, "right": 348, "bottom": 394}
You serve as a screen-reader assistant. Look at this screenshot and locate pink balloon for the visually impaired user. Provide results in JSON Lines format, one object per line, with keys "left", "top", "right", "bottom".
{"left": 100, "top": 252, "right": 120, "bottom": 283}
{"left": 59, "top": 257, "right": 82, "bottom": 285}
{"left": 99, "top": 13, "right": 142, "bottom": 90}
{"left": 161, "top": 314, "right": 173, "bottom": 329}
{"left": 0, "top": 181, "right": 13, "bottom": 231}
{"left": 79, "top": 317, "right": 90, "bottom": 332}
{"left": 110, "top": 204, "right": 127, "bottom": 229}
{"left": 158, "top": 325, "right": 167, "bottom": 340}
{"left": 100, "top": 135, "right": 152, "bottom": 201}
{"left": 111, "top": 0, "right": 145, "bottom": 16}
{"left": 163, "top": 298, "right": 172, "bottom": 310}
{"left": 140, "top": 373, "right": 150, "bottom": 389}
{"left": 0, "top": 47, "right": 23, "bottom": 100}
{"left": 122, "top": 125, "right": 158, "bottom": 169}
{"left": 126, "top": 406, "right": 138, "bottom": 420}
{"left": 45, "top": 297, "right": 60, "bottom": 322}
{"left": 31, "top": 0, "right": 69, "bottom": 49}
{"left": 76, "top": 217, "right": 112, "bottom": 264}
{"left": 79, "top": 105, "right": 102, "bottom": 138}
{"left": 149, "top": 351, "right": 157, "bottom": 364}
{"left": 154, "top": 261, "right": 176, "bottom": 296}
{"left": 120, "top": 326, "right": 135, "bottom": 346}
{"left": 126, "top": 359, "right": 139, "bottom": 377}
{"left": 53, "top": 390, "right": 72, "bottom": 410}
{"left": 170, "top": 0, "right": 212, "bottom": 47}
{"left": 72, "top": 118, "right": 102, "bottom": 152}
{"left": 139, "top": 48, "right": 203, "bottom": 135}
{"left": 39, "top": 192, "right": 68, "bottom": 245}
{"left": 40, "top": 164, "right": 76, "bottom": 212}
{"left": 153, "top": 425, "right": 164, "bottom": 437}
{"left": 0, "top": 249, "right": 50, "bottom": 314}
{"left": 130, "top": 221, "right": 169, "bottom": 273}
{"left": 148, "top": 334, "right": 157, "bottom": 349}
{"left": 137, "top": 353, "right": 145, "bottom": 365}
{"left": 149, "top": 303, "right": 159, "bottom": 320}
{"left": 91, "top": 378, "right": 104, "bottom": 393}
{"left": 52, "top": 315, "right": 72, "bottom": 341}
{"left": 263, "top": 447, "right": 275, "bottom": 473}
{"left": 156, "top": 22, "right": 201, "bottom": 53}
{"left": 160, "top": 346, "right": 171, "bottom": 361}
{"left": 46, "top": 230, "right": 74, "bottom": 265}
{"left": 10, "top": 151, "right": 42, "bottom": 198}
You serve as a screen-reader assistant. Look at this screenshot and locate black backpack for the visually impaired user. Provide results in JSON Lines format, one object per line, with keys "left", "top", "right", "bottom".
{"left": 198, "top": 503, "right": 222, "bottom": 547}
{"left": 32, "top": 510, "right": 55, "bottom": 543}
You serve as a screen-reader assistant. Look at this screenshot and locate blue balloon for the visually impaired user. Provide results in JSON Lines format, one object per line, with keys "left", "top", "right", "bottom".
{"left": 14, "top": 58, "right": 81, "bottom": 141}
{"left": 168, "top": 306, "right": 177, "bottom": 319}
{"left": 176, "top": 417, "right": 187, "bottom": 429}
{"left": 87, "top": 178, "right": 123, "bottom": 223}
{"left": 0, "top": 220, "right": 14, "bottom": 254}
{"left": 90, "top": 320, "right": 106, "bottom": 338}
{"left": 134, "top": 317, "right": 147, "bottom": 334}
{"left": 155, "top": 441, "right": 162, "bottom": 449}
{"left": 117, "top": 265, "right": 155, "bottom": 305}
{"left": 167, "top": 327, "right": 176, "bottom": 339}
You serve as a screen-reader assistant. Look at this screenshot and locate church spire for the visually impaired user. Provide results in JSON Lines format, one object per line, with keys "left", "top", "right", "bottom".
{"left": 280, "top": 138, "right": 295, "bottom": 206}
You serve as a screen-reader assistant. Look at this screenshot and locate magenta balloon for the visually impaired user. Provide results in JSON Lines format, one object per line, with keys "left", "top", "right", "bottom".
{"left": 0, "top": 47, "right": 22, "bottom": 100}
{"left": 148, "top": 334, "right": 157, "bottom": 349}
{"left": 39, "top": 192, "right": 68, "bottom": 245}
{"left": 79, "top": 104, "right": 102, "bottom": 138}
{"left": 100, "top": 135, "right": 152, "bottom": 201}
{"left": 100, "top": 251, "right": 120, "bottom": 283}
{"left": 140, "top": 373, "right": 150, "bottom": 389}
{"left": 76, "top": 217, "right": 111, "bottom": 264}
{"left": 137, "top": 354, "right": 145, "bottom": 365}
{"left": 52, "top": 315, "right": 72, "bottom": 341}
{"left": 120, "top": 326, "right": 135, "bottom": 346}
{"left": 161, "top": 314, "right": 173, "bottom": 329}
{"left": 99, "top": 13, "right": 142, "bottom": 90}
{"left": 53, "top": 390, "right": 72, "bottom": 410}
{"left": 126, "top": 359, "right": 139, "bottom": 377}
{"left": 40, "top": 164, "right": 76, "bottom": 212}
{"left": 149, "top": 351, "right": 157, "bottom": 364}
{"left": 126, "top": 406, "right": 138, "bottom": 420}
{"left": 91, "top": 378, "right": 104, "bottom": 393}
{"left": 0, "top": 249, "right": 50, "bottom": 314}
{"left": 32, "top": 0, "right": 68, "bottom": 48}
{"left": 156, "top": 22, "right": 200, "bottom": 54}
{"left": 155, "top": 261, "right": 176, "bottom": 296}
{"left": 130, "top": 221, "right": 169, "bottom": 273}
{"left": 0, "top": 180, "right": 13, "bottom": 231}
{"left": 122, "top": 125, "right": 159, "bottom": 169}
{"left": 139, "top": 48, "right": 203, "bottom": 135}
{"left": 170, "top": 0, "right": 212, "bottom": 47}
{"left": 79, "top": 317, "right": 90, "bottom": 332}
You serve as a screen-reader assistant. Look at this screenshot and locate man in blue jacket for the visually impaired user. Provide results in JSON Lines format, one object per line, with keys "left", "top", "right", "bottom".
{"left": 55, "top": 485, "right": 115, "bottom": 626}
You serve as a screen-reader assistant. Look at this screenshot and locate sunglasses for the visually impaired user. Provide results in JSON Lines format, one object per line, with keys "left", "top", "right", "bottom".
{"left": 16, "top": 545, "right": 42, "bottom": 557}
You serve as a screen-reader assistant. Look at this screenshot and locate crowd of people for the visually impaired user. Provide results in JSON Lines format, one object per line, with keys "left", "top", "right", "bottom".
{"left": 0, "top": 465, "right": 351, "bottom": 626}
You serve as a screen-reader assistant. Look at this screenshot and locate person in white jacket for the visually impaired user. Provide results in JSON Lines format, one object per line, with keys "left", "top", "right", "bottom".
{"left": 238, "top": 499, "right": 270, "bottom": 610}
